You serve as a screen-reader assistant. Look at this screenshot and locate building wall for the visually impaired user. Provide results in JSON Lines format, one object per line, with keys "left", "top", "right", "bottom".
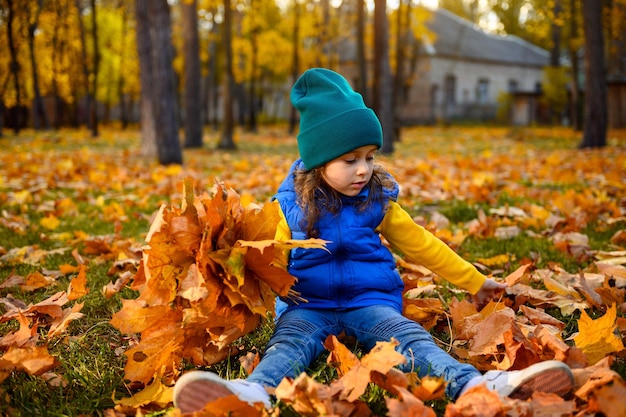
{"left": 398, "top": 55, "right": 546, "bottom": 124}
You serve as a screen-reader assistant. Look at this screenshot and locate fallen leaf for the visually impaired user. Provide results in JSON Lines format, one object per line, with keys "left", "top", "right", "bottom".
{"left": 574, "top": 304, "right": 625, "bottom": 365}
{"left": 115, "top": 374, "right": 173, "bottom": 408}
{"left": 67, "top": 264, "right": 89, "bottom": 300}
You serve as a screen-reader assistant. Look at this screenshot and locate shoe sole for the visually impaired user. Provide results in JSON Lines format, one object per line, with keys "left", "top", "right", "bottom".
{"left": 506, "top": 361, "right": 574, "bottom": 400}
{"left": 173, "top": 371, "right": 235, "bottom": 414}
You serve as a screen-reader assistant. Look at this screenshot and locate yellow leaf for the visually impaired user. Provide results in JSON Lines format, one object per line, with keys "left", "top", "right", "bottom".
{"left": 477, "top": 253, "right": 515, "bottom": 266}
{"left": 11, "top": 190, "right": 32, "bottom": 205}
{"left": 543, "top": 273, "right": 580, "bottom": 299}
{"left": 574, "top": 304, "right": 625, "bottom": 365}
{"left": 115, "top": 375, "right": 173, "bottom": 408}
{"left": 40, "top": 215, "right": 60, "bottom": 230}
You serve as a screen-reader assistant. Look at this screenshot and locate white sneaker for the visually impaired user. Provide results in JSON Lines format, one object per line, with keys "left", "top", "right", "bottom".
{"left": 462, "top": 360, "right": 574, "bottom": 400}
{"left": 173, "top": 371, "right": 271, "bottom": 413}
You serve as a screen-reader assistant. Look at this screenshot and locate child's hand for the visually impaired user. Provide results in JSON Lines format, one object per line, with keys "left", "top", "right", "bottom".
{"left": 473, "top": 278, "right": 507, "bottom": 310}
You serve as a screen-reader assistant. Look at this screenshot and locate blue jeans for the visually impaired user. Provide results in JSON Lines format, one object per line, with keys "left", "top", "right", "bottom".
{"left": 246, "top": 305, "right": 480, "bottom": 399}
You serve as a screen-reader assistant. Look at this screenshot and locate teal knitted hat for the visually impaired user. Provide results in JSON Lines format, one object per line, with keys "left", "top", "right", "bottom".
{"left": 290, "top": 68, "right": 383, "bottom": 170}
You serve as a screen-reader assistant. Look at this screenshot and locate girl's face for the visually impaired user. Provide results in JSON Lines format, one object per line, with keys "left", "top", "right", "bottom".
{"left": 322, "top": 145, "right": 377, "bottom": 196}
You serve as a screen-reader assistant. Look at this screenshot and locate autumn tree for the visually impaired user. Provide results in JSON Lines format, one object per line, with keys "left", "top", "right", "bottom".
{"left": 111, "top": 0, "right": 133, "bottom": 128}
{"left": 389, "top": 4, "right": 433, "bottom": 115}
{"left": 134, "top": 0, "right": 183, "bottom": 164}
{"left": 579, "top": 0, "right": 607, "bottom": 148}
{"left": 50, "top": 0, "right": 71, "bottom": 128}
{"left": 197, "top": 1, "right": 220, "bottom": 129}
{"left": 182, "top": 0, "right": 203, "bottom": 148}
{"left": 487, "top": 0, "right": 528, "bottom": 39}
{"left": 439, "top": 0, "right": 482, "bottom": 24}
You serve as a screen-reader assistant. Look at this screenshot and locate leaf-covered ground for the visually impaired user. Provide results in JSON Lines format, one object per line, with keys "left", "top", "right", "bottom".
{"left": 0, "top": 126, "right": 625, "bottom": 417}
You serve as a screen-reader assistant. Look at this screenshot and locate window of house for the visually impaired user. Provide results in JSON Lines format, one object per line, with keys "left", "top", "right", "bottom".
{"left": 444, "top": 75, "right": 456, "bottom": 106}
{"left": 476, "top": 78, "right": 489, "bottom": 103}
{"left": 508, "top": 79, "right": 518, "bottom": 93}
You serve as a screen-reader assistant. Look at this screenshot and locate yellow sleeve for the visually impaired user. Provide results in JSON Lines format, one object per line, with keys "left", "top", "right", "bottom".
{"left": 378, "top": 201, "right": 486, "bottom": 294}
{"left": 274, "top": 207, "right": 291, "bottom": 241}
{"left": 271, "top": 208, "right": 292, "bottom": 270}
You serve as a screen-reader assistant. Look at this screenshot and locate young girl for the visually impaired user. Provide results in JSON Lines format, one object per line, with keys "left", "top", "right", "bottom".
{"left": 173, "top": 68, "right": 574, "bottom": 412}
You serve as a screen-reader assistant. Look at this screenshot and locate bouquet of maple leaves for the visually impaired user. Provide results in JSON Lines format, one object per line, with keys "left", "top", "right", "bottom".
{"left": 110, "top": 180, "right": 326, "bottom": 388}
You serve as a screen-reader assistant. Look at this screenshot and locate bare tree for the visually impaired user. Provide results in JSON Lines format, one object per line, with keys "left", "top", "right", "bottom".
{"left": 579, "top": 0, "right": 607, "bottom": 148}
{"left": 182, "top": 0, "right": 203, "bottom": 148}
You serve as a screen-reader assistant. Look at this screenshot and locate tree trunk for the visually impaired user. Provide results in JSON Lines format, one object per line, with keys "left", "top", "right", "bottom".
{"left": 75, "top": 0, "right": 92, "bottom": 130}
{"left": 356, "top": 0, "right": 368, "bottom": 103}
{"left": 27, "top": 0, "right": 49, "bottom": 130}
{"left": 182, "top": 0, "right": 203, "bottom": 148}
{"left": 208, "top": 28, "right": 218, "bottom": 129}
{"left": 117, "top": 0, "right": 128, "bottom": 129}
{"left": 579, "top": 0, "right": 607, "bottom": 148}
{"left": 288, "top": 0, "right": 300, "bottom": 135}
{"left": 134, "top": 0, "right": 158, "bottom": 157}
{"left": 51, "top": 0, "right": 70, "bottom": 129}
{"left": 373, "top": 0, "right": 395, "bottom": 154}
{"left": 219, "top": 0, "right": 236, "bottom": 149}
{"left": 393, "top": 0, "right": 408, "bottom": 108}
{"left": 6, "top": 0, "right": 22, "bottom": 134}
{"left": 247, "top": 0, "right": 259, "bottom": 133}
{"left": 90, "top": 0, "right": 99, "bottom": 136}
{"left": 568, "top": 0, "right": 582, "bottom": 131}
{"left": 147, "top": 0, "right": 183, "bottom": 164}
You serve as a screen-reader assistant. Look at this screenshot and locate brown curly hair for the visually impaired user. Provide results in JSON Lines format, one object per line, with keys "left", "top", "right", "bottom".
{"left": 293, "top": 162, "right": 396, "bottom": 238}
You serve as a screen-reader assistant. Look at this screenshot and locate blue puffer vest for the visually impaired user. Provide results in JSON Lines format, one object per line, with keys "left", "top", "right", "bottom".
{"left": 273, "top": 159, "right": 404, "bottom": 315}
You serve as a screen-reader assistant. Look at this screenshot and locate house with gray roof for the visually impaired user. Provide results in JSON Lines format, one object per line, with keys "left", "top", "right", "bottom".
{"left": 338, "top": 7, "right": 551, "bottom": 126}
{"left": 401, "top": 8, "right": 550, "bottom": 125}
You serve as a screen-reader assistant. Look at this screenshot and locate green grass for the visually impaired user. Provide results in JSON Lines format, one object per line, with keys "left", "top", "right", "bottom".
{"left": 1, "top": 125, "right": 625, "bottom": 416}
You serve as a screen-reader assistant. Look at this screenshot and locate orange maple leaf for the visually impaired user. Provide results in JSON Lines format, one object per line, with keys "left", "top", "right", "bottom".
{"left": 67, "top": 264, "right": 89, "bottom": 300}
{"left": 0, "top": 345, "right": 58, "bottom": 383}
{"left": 386, "top": 386, "right": 436, "bottom": 417}
{"left": 0, "top": 311, "right": 38, "bottom": 349}
{"left": 48, "top": 302, "right": 85, "bottom": 338}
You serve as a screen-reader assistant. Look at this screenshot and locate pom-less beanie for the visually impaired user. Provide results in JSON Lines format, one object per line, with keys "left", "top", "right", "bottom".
{"left": 290, "top": 68, "right": 383, "bottom": 170}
